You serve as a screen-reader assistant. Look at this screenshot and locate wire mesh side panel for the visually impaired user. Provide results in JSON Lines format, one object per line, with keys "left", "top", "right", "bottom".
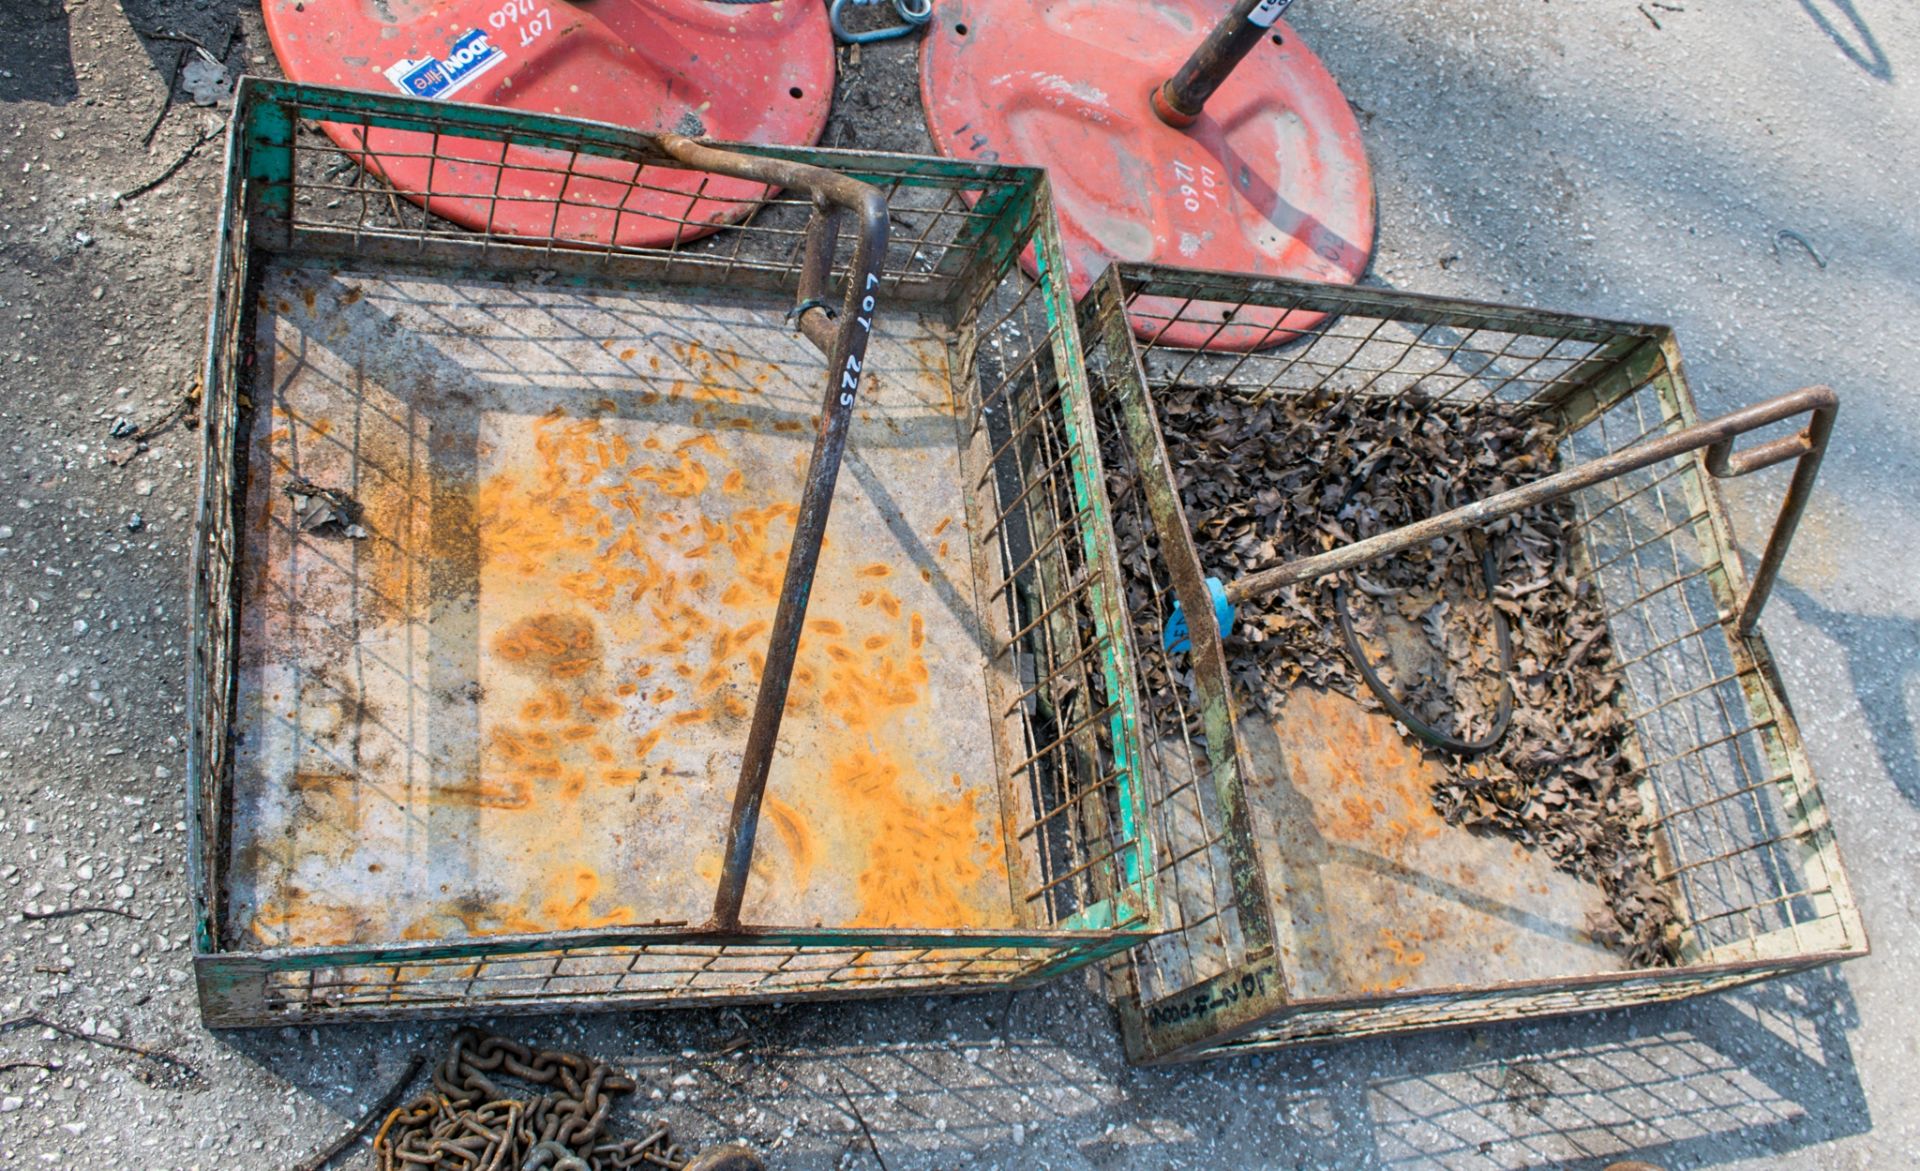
{"left": 1078, "top": 280, "right": 1259, "bottom": 1005}
{"left": 206, "top": 929, "right": 1082, "bottom": 1021}
{"left": 949, "top": 219, "right": 1153, "bottom": 938}
{"left": 187, "top": 120, "right": 257, "bottom": 957}
{"left": 247, "top": 80, "right": 1025, "bottom": 311}
{"left": 1117, "top": 273, "right": 1646, "bottom": 418}
{"left": 1179, "top": 962, "right": 1814, "bottom": 1062}
{"left": 1562, "top": 365, "right": 1862, "bottom": 965}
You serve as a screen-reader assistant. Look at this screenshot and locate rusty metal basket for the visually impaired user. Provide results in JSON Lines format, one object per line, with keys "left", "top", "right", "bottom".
{"left": 1078, "top": 264, "right": 1866, "bottom": 1063}
{"left": 188, "top": 79, "right": 1153, "bottom": 1025}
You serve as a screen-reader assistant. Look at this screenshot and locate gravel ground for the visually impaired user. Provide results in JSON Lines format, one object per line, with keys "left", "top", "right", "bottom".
{"left": 1, "top": 1, "right": 1916, "bottom": 1168}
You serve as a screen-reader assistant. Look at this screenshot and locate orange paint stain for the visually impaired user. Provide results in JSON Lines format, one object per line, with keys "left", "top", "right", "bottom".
{"left": 826, "top": 748, "right": 1006, "bottom": 928}
{"left": 763, "top": 795, "right": 816, "bottom": 890}
{"left": 581, "top": 695, "right": 621, "bottom": 719}
{"left": 857, "top": 563, "right": 892, "bottom": 579}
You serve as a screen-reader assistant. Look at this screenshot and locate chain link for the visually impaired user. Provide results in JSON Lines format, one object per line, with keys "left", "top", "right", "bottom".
{"left": 375, "top": 1029, "right": 689, "bottom": 1171}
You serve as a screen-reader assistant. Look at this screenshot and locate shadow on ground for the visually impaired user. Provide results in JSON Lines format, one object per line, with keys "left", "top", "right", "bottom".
{"left": 219, "top": 966, "right": 1866, "bottom": 1169}
{"left": 0, "top": 1, "right": 78, "bottom": 105}
{"left": 1776, "top": 580, "right": 1920, "bottom": 807}
{"left": 1797, "top": 0, "right": 1894, "bottom": 81}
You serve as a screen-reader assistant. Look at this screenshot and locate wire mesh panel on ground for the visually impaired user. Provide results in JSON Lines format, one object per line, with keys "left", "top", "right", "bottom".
{"left": 1078, "top": 264, "right": 1865, "bottom": 1063}
{"left": 188, "top": 80, "right": 1152, "bottom": 1025}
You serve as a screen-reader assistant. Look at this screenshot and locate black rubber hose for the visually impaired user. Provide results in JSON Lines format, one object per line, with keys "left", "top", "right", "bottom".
{"left": 1334, "top": 542, "right": 1515, "bottom": 757}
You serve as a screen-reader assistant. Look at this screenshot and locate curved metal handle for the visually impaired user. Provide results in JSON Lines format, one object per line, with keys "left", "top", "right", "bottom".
{"left": 654, "top": 135, "right": 892, "bottom": 931}
{"left": 1220, "top": 386, "right": 1839, "bottom": 640}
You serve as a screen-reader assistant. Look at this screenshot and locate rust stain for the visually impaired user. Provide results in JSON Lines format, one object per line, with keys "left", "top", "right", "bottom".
{"left": 763, "top": 795, "right": 816, "bottom": 890}
{"left": 401, "top": 867, "right": 635, "bottom": 940}
{"left": 244, "top": 304, "right": 997, "bottom": 949}
{"left": 1275, "top": 687, "right": 1449, "bottom": 851}
{"left": 824, "top": 748, "right": 1008, "bottom": 929}
{"left": 431, "top": 777, "right": 532, "bottom": 810}
{"left": 493, "top": 612, "right": 602, "bottom": 681}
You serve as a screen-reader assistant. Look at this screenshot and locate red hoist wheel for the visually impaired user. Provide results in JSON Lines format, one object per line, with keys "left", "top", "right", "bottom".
{"left": 921, "top": 0, "right": 1374, "bottom": 350}
{"left": 263, "top": 0, "right": 836, "bottom": 248}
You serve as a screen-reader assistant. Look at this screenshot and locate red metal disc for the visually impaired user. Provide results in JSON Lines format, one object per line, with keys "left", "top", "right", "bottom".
{"left": 921, "top": 0, "right": 1374, "bottom": 350}
{"left": 263, "top": 0, "right": 835, "bottom": 247}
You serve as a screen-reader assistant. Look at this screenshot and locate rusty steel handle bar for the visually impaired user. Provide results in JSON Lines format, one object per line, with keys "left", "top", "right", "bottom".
{"left": 1153, "top": 0, "right": 1296, "bottom": 127}
{"left": 1221, "top": 386, "right": 1838, "bottom": 639}
{"left": 655, "top": 135, "right": 891, "bottom": 931}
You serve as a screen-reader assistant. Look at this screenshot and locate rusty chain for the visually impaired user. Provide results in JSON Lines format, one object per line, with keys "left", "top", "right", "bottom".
{"left": 374, "top": 1028, "right": 690, "bottom": 1171}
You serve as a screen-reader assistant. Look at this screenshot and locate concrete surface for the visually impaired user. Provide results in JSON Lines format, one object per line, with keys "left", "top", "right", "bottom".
{"left": 0, "top": 1, "right": 1915, "bottom": 1168}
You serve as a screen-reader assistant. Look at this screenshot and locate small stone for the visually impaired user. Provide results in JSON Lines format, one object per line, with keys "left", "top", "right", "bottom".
{"left": 0, "top": 1097, "right": 22, "bottom": 1113}
{"left": 0, "top": 525, "right": 11, "bottom": 540}
{"left": 71, "top": 619, "right": 87, "bottom": 635}
{"left": 126, "top": 513, "right": 143, "bottom": 532}
{"left": 134, "top": 480, "right": 155, "bottom": 497}
{"left": 115, "top": 883, "right": 134, "bottom": 900}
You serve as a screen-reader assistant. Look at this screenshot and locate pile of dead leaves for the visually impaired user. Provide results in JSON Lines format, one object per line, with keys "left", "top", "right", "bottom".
{"left": 1107, "top": 385, "right": 1680, "bottom": 967}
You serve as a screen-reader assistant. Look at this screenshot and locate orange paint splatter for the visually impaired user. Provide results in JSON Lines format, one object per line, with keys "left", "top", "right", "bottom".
{"left": 827, "top": 749, "right": 1006, "bottom": 928}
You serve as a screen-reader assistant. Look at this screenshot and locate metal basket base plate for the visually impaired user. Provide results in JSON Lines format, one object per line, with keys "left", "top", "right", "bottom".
{"left": 1239, "top": 687, "right": 1629, "bottom": 999}
{"left": 227, "top": 260, "right": 1018, "bottom": 951}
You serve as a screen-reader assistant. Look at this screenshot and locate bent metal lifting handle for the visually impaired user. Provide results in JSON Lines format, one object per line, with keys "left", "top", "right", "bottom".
{"left": 655, "top": 135, "right": 890, "bottom": 932}
{"left": 1220, "top": 386, "right": 1839, "bottom": 640}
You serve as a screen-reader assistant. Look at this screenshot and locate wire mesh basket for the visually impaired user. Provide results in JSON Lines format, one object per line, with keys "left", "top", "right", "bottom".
{"left": 1079, "top": 264, "right": 1866, "bottom": 1063}
{"left": 188, "top": 79, "right": 1153, "bottom": 1025}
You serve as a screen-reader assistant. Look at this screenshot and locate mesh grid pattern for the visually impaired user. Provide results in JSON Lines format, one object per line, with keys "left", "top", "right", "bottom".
{"left": 1083, "top": 265, "right": 1862, "bottom": 1061}
{"left": 189, "top": 80, "right": 1149, "bottom": 1023}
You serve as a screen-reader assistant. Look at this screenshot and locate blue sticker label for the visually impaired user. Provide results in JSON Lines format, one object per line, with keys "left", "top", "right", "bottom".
{"left": 384, "top": 29, "right": 506, "bottom": 101}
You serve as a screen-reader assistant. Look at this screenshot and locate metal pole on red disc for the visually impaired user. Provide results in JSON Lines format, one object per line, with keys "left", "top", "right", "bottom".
{"left": 1152, "top": 0, "right": 1297, "bottom": 127}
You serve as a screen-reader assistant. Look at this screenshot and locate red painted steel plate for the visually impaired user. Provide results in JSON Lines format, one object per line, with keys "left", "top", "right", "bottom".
{"left": 264, "top": 0, "right": 834, "bottom": 247}
{"left": 921, "top": 0, "right": 1374, "bottom": 350}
